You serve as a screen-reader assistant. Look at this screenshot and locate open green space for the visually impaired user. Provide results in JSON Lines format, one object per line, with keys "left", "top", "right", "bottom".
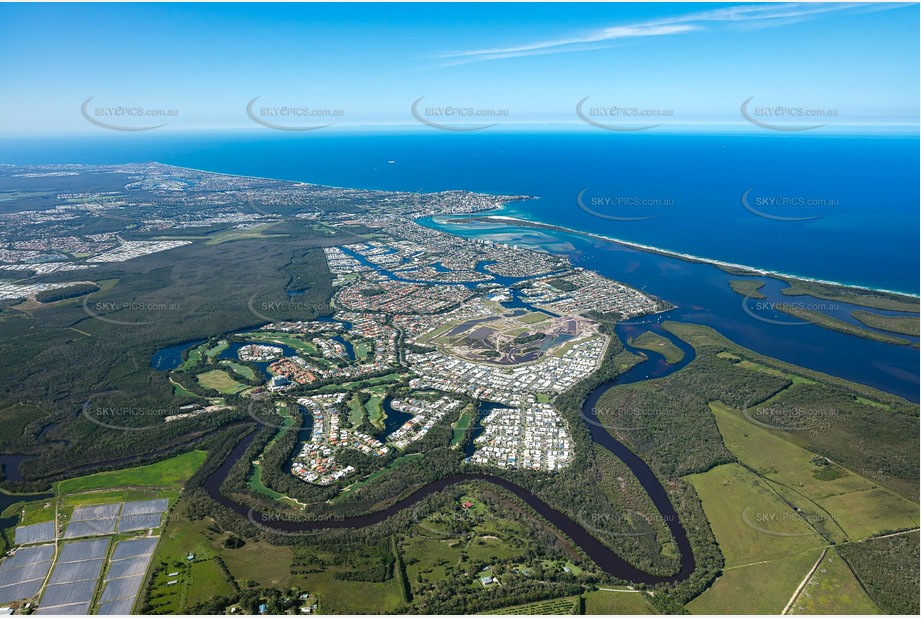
{"left": 241, "top": 331, "right": 320, "bottom": 356}
{"left": 196, "top": 369, "right": 247, "bottom": 394}
{"left": 366, "top": 395, "right": 385, "bottom": 429}
{"left": 451, "top": 410, "right": 473, "bottom": 447}
{"left": 204, "top": 340, "right": 229, "bottom": 357}
{"left": 220, "top": 360, "right": 256, "bottom": 380}
{"left": 204, "top": 222, "right": 286, "bottom": 245}
{"left": 57, "top": 450, "right": 207, "bottom": 494}
{"left": 354, "top": 340, "right": 371, "bottom": 360}
{"left": 291, "top": 568, "right": 403, "bottom": 614}
{"left": 688, "top": 549, "right": 822, "bottom": 615}
{"left": 178, "top": 341, "right": 210, "bottom": 371}
{"left": 789, "top": 547, "right": 882, "bottom": 614}
{"left": 518, "top": 311, "right": 551, "bottom": 324}
{"left": 708, "top": 401, "right": 918, "bottom": 542}
{"left": 484, "top": 595, "right": 581, "bottom": 614}
{"left": 14, "top": 499, "right": 56, "bottom": 526}
{"left": 583, "top": 590, "right": 657, "bottom": 615}
{"left": 628, "top": 331, "right": 684, "bottom": 364}
{"left": 148, "top": 504, "right": 245, "bottom": 613}
{"left": 686, "top": 463, "right": 825, "bottom": 566}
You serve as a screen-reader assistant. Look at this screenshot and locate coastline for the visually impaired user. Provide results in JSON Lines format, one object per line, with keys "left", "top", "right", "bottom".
{"left": 461, "top": 214, "right": 920, "bottom": 301}
{"left": 154, "top": 161, "right": 918, "bottom": 300}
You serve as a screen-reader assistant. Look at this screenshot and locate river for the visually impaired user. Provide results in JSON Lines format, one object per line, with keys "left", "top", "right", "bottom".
{"left": 202, "top": 322, "right": 697, "bottom": 584}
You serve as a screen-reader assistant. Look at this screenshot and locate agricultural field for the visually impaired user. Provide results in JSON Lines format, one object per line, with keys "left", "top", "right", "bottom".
{"left": 789, "top": 547, "right": 881, "bottom": 615}
{"left": 290, "top": 568, "right": 403, "bottom": 614}
{"left": 485, "top": 595, "right": 580, "bottom": 614}
{"left": 687, "top": 549, "right": 823, "bottom": 614}
{"left": 708, "top": 401, "right": 919, "bottom": 542}
{"left": 147, "top": 500, "right": 269, "bottom": 613}
{"left": 686, "top": 463, "right": 826, "bottom": 566}
{"left": 583, "top": 589, "right": 657, "bottom": 615}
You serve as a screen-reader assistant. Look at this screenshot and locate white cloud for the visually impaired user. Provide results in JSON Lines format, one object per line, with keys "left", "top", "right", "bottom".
{"left": 438, "top": 2, "right": 907, "bottom": 65}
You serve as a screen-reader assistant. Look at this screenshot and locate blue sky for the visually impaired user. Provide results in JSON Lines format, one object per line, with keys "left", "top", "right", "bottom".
{"left": 0, "top": 2, "right": 917, "bottom": 134}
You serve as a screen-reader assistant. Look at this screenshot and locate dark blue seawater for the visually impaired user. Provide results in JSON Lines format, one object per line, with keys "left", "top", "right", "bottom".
{"left": 2, "top": 131, "right": 917, "bottom": 293}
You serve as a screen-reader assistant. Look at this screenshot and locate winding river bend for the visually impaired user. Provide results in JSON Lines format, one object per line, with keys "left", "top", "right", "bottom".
{"left": 203, "top": 319, "right": 698, "bottom": 585}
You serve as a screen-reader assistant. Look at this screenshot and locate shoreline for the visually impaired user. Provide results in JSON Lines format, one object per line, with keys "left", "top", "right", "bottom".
{"left": 120, "top": 162, "right": 919, "bottom": 300}
{"left": 457, "top": 214, "right": 920, "bottom": 301}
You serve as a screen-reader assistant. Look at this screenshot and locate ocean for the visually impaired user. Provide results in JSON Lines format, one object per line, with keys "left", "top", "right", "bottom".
{"left": 3, "top": 130, "right": 918, "bottom": 294}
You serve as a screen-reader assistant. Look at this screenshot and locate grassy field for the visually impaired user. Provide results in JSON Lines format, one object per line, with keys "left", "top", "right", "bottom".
{"left": 220, "top": 360, "right": 256, "bottom": 380}
{"left": 628, "top": 331, "right": 684, "bottom": 364}
{"left": 292, "top": 568, "right": 403, "bottom": 614}
{"left": 196, "top": 369, "right": 247, "bottom": 394}
{"left": 178, "top": 342, "right": 210, "bottom": 371}
{"left": 519, "top": 311, "right": 551, "bottom": 324}
{"left": 203, "top": 222, "right": 286, "bottom": 245}
{"left": 366, "top": 394, "right": 385, "bottom": 429}
{"left": 790, "top": 547, "right": 882, "bottom": 614}
{"left": 172, "top": 379, "right": 199, "bottom": 398}
{"left": 242, "top": 331, "right": 319, "bottom": 356}
{"left": 451, "top": 410, "right": 473, "bottom": 447}
{"left": 728, "top": 279, "right": 766, "bottom": 299}
{"left": 402, "top": 534, "right": 464, "bottom": 586}
{"left": 686, "top": 463, "right": 826, "bottom": 566}
{"left": 348, "top": 393, "right": 365, "bottom": 426}
{"left": 685, "top": 461, "right": 837, "bottom": 613}
{"left": 709, "top": 401, "right": 919, "bottom": 541}
{"left": 583, "top": 590, "right": 657, "bottom": 615}
{"left": 688, "top": 549, "right": 823, "bottom": 614}
{"left": 15, "top": 499, "right": 56, "bottom": 525}
{"left": 204, "top": 340, "right": 229, "bottom": 357}
{"left": 57, "top": 450, "right": 207, "bottom": 494}
{"left": 148, "top": 502, "right": 247, "bottom": 613}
